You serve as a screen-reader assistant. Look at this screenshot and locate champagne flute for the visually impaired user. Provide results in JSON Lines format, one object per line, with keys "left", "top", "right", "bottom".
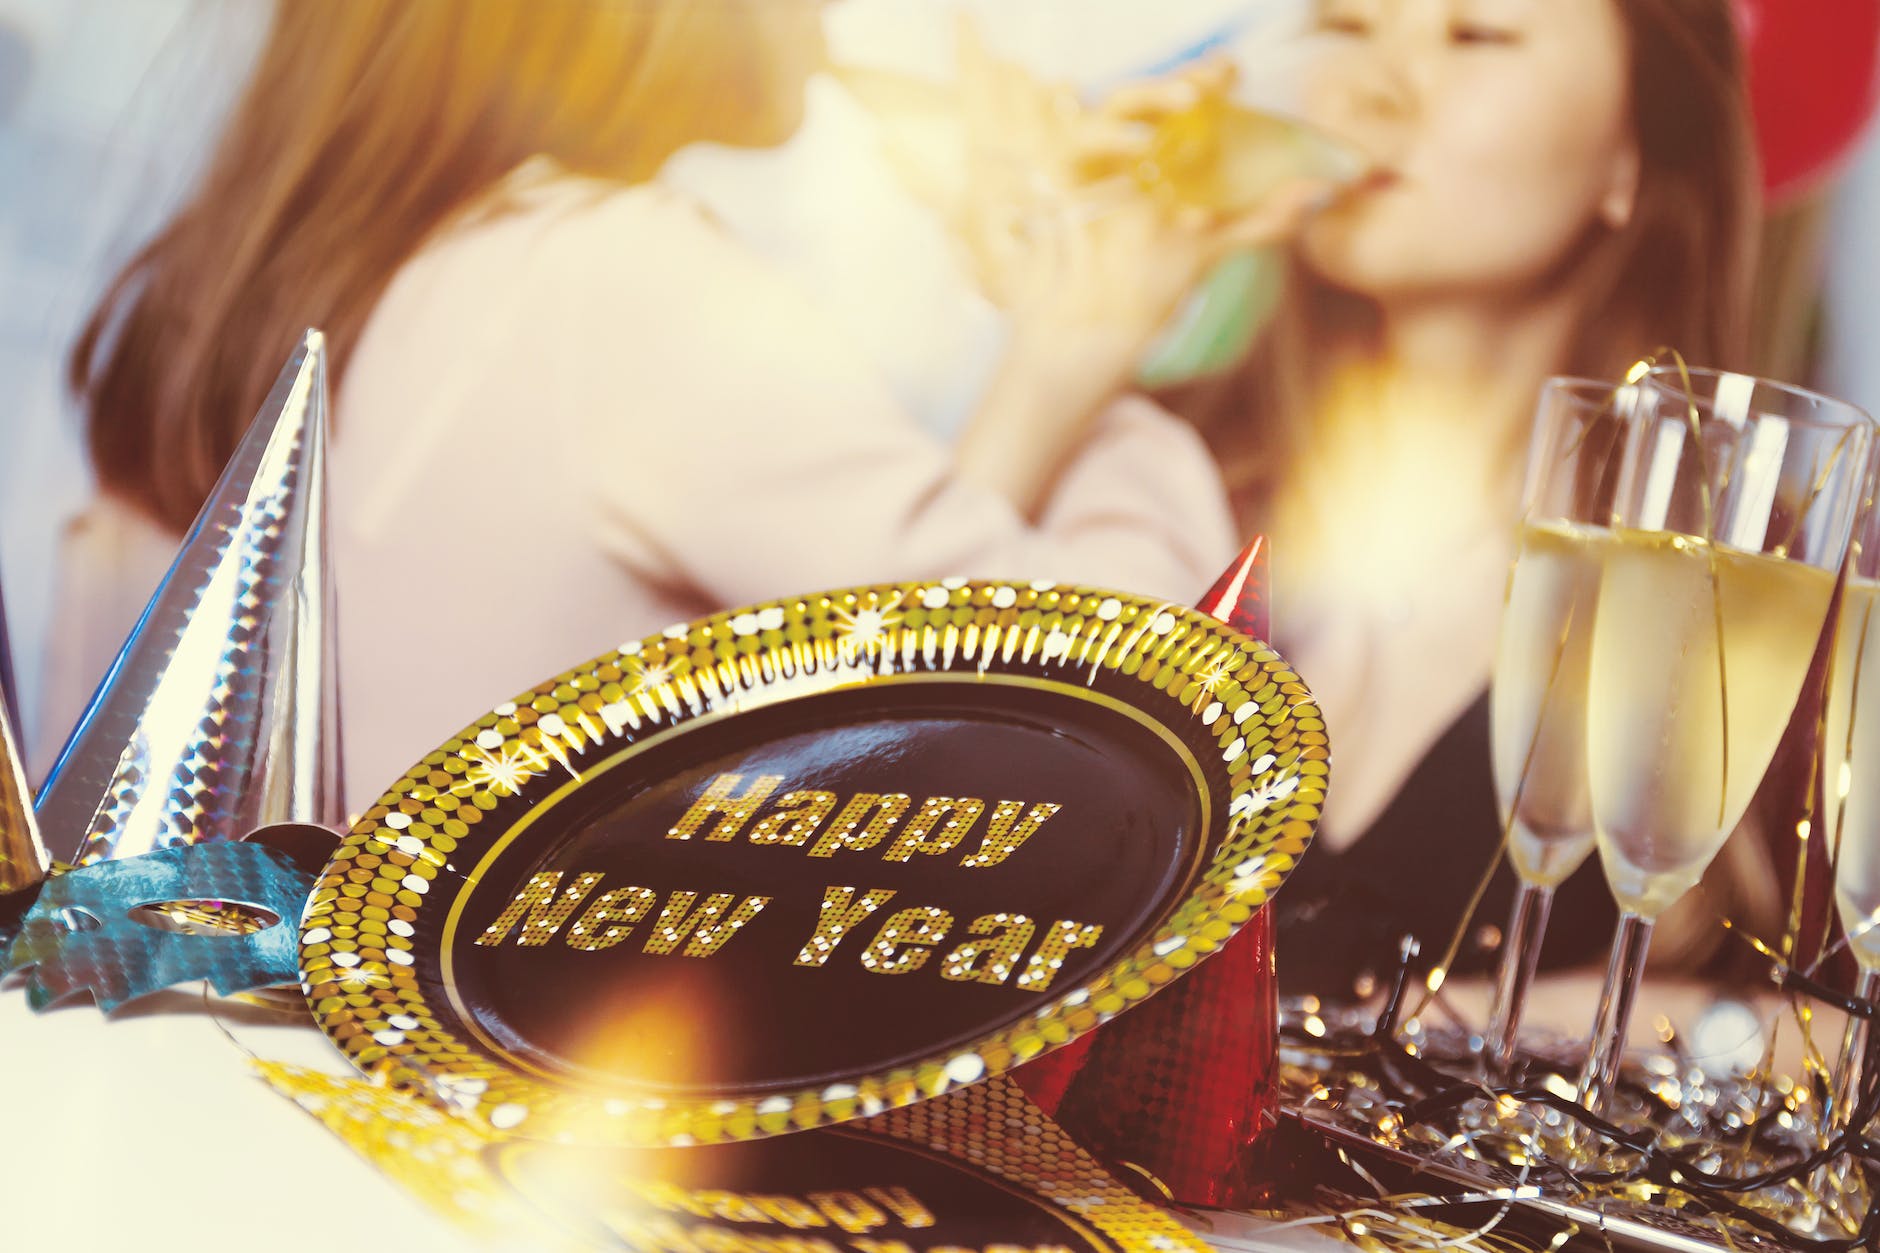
{"left": 1822, "top": 468, "right": 1880, "bottom": 1133}
{"left": 1484, "top": 378, "right": 1634, "bottom": 1076}
{"left": 1579, "top": 367, "right": 1874, "bottom": 1116}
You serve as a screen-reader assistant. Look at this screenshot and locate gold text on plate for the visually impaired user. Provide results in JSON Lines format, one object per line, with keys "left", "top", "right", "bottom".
{"left": 473, "top": 773, "right": 1104, "bottom": 993}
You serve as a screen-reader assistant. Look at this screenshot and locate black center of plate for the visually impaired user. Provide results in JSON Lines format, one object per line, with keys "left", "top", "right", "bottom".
{"left": 434, "top": 679, "right": 1205, "bottom": 1095}
{"left": 491, "top": 1129, "right": 1117, "bottom": 1251}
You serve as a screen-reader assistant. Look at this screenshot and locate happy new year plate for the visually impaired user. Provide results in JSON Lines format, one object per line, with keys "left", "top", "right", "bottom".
{"left": 299, "top": 579, "right": 1325, "bottom": 1144}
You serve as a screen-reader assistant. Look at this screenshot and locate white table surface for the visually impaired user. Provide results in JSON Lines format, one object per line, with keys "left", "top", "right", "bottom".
{"left": 1, "top": 981, "right": 449, "bottom": 1250}
{"left": 0, "top": 980, "right": 1343, "bottom": 1252}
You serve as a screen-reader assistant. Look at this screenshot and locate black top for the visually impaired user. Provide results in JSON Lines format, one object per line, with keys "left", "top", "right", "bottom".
{"left": 1273, "top": 689, "right": 1619, "bottom": 999}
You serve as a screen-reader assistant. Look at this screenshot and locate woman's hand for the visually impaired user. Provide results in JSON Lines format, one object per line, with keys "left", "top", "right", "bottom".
{"left": 954, "top": 22, "right": 1329, "bottom": 348}
{"left": 947, "top": 20, "right": 1333, "bottom": 514}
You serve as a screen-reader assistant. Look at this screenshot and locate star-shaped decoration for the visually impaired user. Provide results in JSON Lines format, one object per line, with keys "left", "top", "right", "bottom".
{"left": 622, "top": 653, "right": 680, "bottom": 697}
{"left": 829, "top": 591, "right": 906, "bottom": 661}
{"left": 456, "top": 738, "right": 549, "bottom": 799}
{"left": 1189, "top": 648, "right": 1243, "bottom": 712}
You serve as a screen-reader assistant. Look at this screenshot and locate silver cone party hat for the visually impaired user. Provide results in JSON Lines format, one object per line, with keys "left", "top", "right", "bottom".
{"left": 0, "top": 575, "right": 47, "bottom": 897}
{"left": 35, "top": 330, "right": 342, "bottom": 864}
{"left": 0, "top": 566, "right": 18, "bottom": 730}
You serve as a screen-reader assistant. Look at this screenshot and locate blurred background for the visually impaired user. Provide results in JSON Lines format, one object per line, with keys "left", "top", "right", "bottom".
{"left": 0, "top": 0, "right": 1304, "bottom": 748}
{"left": 1, "top": 0, "right": 1876, "bottom": 759}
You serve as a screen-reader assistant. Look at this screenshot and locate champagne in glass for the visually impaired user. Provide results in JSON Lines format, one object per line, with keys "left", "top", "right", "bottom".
{"left": 1829, "top": 577, "right": 1880, "bottom": 966}
{"left": 1589, "top": 534, "right": 1836, "bottom": 912}
{"left": 1484, "top": 379, "right": 1633, "bottom": 1075}
{"left": 1495, "top": 521, "right": 1602, "bottom": 885}
{"left": 1821, "top": 487, "right": 1880, "bottom": 1131}
{"left": 1579, "top": 367, "right": 1873, "bottom": 1117}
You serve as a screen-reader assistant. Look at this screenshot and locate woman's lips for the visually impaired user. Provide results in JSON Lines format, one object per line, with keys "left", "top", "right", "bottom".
{"left": 1355, "top": 166, "right": 1402, "bottom": 192}
{"left": 1316, "top": 165, "right": 1400, "bottom": 213}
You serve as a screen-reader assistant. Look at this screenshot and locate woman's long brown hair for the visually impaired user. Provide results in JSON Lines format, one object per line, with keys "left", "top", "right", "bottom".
{"left": 71, "top": 0, "right": 808, "bottom": 534}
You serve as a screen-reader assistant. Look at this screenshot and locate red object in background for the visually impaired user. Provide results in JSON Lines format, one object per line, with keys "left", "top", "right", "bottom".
{"left": 1016, "top": 537, "right": 1283, "bottom": 1208}
{"left": 1735, "top": 0, "right": 1880, "bottom": 205}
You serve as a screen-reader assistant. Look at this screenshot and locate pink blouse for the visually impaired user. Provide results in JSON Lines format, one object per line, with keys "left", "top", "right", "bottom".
{"left": 38, "top": 174, "right": 1237, "bottom": 815}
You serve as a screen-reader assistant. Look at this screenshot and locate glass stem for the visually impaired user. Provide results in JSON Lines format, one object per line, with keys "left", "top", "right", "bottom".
{"left": 1486, "top": 882, "right": 1555, "bottom": 1078}
{"left": 1578, "top": 910, "right": 1654, "bottom": 1117}
{"left": 1827, "top": 966, "right": 1880, "bottom": 1137}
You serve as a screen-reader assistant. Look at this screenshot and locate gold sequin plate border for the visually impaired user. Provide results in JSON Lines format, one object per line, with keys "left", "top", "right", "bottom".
{"left": 298, "top": 578, "right": 1328, "bottom": 1145}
